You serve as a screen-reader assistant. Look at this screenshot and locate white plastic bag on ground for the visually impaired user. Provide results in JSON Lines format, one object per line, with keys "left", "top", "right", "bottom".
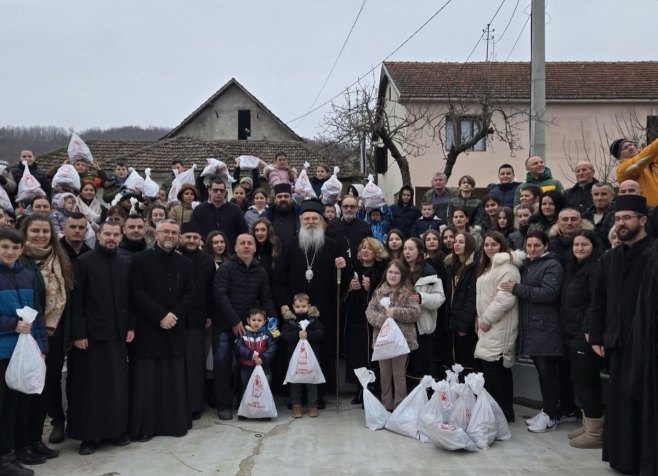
{"left": 67, "top": 132, "right": 93, "bottom": 163}
{"left": 384, "top": 375, "right": 434, "bottom": 439}
{"left": 52, "top": 164, "right": 81, "bottom": 191}
{"left": 362, "top": 174, "right": 386, "bottom": 210}
{"left": 169, "top": 164, "right": 197, "bottom": 203}
{"left": 419, "top": 380, "right": 445, "bottom": 443}
{"left": 354, "top": 367, "right": 390, "bottom": 430}
{"left": 5, "top": 306, "right": 46, "bottom": 394}
{"left": 283, "top": 320, "right": 325, "bottom": 385}
{"left": 123, "top": 168, "right": 144, "bottom": 192}
{"left": 236, "top": 155, "right": 260, "bottom": 170}
{"left": 427, "top": 421, "right": 479, "bottom": 452}
{"left": 371, "top": 317, "right": 410, "bottom": 361}
{"left": 294, "top": 162, "right": 316, "bottom": 199}
{"left": 320, "top": 166, "right": 342, "bottom": 204}
{"left": 142, "top": 168, "right": 159, "bottom": 198}
{"left": 17, "top": 161, "right": 46, "bottom": 202}
{"left": 237, "top": 365, "right": 277, "bottom": 419}
{"left": 465, "top": 372, "right": 511, "bottom": 442}
{"left": 465, "top": 373, "right": 498, "bottom": 449}
{"left": 450, "top": 383, "right": 477, "bottom": 430}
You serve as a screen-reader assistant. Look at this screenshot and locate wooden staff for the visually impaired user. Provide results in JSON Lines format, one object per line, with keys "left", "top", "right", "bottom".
{"left": 336, "top": 267, "right": 341, "bottom": 412}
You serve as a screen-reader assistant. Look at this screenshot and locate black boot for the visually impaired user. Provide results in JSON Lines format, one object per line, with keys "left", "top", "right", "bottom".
{"left": 30, "top": 441, "right": 58, "bottom": 459}
{"left": 14, "top": 447, "right": 45, "bottom": 466}
{"left": 1, "top": 451, "right": 36, "bottom": 475}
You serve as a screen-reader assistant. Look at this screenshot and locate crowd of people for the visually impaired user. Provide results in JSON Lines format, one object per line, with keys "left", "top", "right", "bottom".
{"left": 0, "top": 136, "right": 657, "bottom": 476}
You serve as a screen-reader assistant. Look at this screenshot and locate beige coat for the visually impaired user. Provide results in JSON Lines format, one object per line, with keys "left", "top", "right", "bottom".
{"left": 474, "top": 250, "right": 524, "bottom": 367}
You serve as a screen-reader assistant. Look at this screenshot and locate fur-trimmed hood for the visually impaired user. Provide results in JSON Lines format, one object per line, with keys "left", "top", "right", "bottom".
{"left": 547, "top": 218, "right": 594, "bottom": 238}
{"left": 491, "top": 249, "right": 526, "bottom": 268}
{"left": 283, "top": 305, "right": 320, "bottom": 321}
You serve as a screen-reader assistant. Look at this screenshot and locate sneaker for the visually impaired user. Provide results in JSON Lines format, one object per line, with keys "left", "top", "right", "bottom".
{"left": 527, "top": 412, "right": 557, "bottom": 433}
{"left": 557, "top": 409, "right": 579, "bottom": 425}
{"left": 525, "top": 409, "right": 544, "bottom": 426}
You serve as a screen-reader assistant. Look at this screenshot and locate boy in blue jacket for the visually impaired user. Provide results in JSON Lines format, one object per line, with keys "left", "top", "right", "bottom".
{"left": 0, "top": 228, "right": 47, "bottom": 476}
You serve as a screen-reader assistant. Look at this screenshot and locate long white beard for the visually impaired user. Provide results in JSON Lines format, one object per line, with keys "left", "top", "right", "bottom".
{"left": 299, "top": 225, "right": 325, "bottom": 254}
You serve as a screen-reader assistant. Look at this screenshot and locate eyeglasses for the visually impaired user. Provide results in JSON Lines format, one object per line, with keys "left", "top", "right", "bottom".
{"left": 614, "top": 214, "right": 641, "bottom": 223}
{"left": 210, "top": 188, "right": 226, "bottom": 194}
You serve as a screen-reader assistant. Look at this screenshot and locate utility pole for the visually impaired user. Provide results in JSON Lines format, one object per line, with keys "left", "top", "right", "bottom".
{"left": 530, "top": 0, "right": 546, "bottom": 159}
{"left": 484, "top": 24, "right": 495, "bottom": 62}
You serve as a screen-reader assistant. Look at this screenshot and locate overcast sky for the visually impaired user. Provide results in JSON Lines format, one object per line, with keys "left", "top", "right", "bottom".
{"left": 2, "top": 0, "right": 656, "bottom": 138}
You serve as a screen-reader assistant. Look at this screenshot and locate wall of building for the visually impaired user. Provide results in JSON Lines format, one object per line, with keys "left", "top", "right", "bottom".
{"left": 175, "top": 85, "right": 298, "bottom": 142}
{"left": 377, "top": 100, "right": 658, "bottom": 200}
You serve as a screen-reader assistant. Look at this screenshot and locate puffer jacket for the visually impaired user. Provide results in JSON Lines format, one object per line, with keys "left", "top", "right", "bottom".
{"left": 513, "top": 251, "right": 564, "bottom": 356}
{"left": 560, "top": 255, "right": 599, "bottom": 347}
{"left": 413, "top": 263, "right": 445, "bottom": 335}
{"left": 365, "top": 283, "right": 421, "bottom": 351}
{"left": 475, "top": 250, "right": 524, "bottom": 367}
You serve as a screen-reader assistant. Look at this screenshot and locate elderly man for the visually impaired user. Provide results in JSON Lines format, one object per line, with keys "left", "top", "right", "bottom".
{"left": 514, "top": 156, "right": 564, "bottom": 205}
{"left": 117, "top": 214, "right": 147, "bottom": 263}
{"left": 264, "top": 183, "right": 299, "bottom": 245}
{"left": 326, "top": 195, "right": 371, "bottom": 275}
{"left": 423, "top": 172, "right": 455, "bottom": 222}
{"left": 189, "top": 176, "right": 247, "bottom": 247}
{"left": 274, "top": 198, "right": 347, "bottom": 401}
{"left": 583, "top": 182, "right": 616, "bottom": 248}
{"left": 178, "top": 221, "right": 215, "bottom": 421}
{"left": 613, "top": 136, "right": 658, "bottom": 206}
{"left": 129, "top": 219, "right": 195, "bottom": 440}
{"left": 585, "top": 195, "right": 655, "bottom": 474}
{"left": 565, "top": 161, "right": 598, "bottom": 214}
{"left": 67, "top": 221, "right": 133, "bottom": 455}
{"left": 213, "top": 233, "right": 277, "bottom": 420}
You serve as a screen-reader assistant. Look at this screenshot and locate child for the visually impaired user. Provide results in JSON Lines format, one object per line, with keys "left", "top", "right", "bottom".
{"left": 410, "top": 202, "right": 443, "bottom": 237}
{"left": 235, "top": 308, "right": 277, "bottom": 420}
{"left": 481, "top": 194, "right": 502, "bottom": 233}
{"left": 0, "top": 228, "right": 48, "bottom": 475}
{"left": 281, "top": 293, "right": 325, "bottom": 418}
{"left": 365, "top": 259, "right": 420, "bottom": 411}
{"left": 263, "top": 152, "right": 296, "bottom": 189}
{"left": 50, "top": 192, "right": 78, "bottom": 239}
{"left": 230, "top": 185, "right": 250, "bottom": 212}
{"left": 323, "top": 204, "right": 337, "bottom": 223}
{"left": 363, "top": 206, "right": 392, "bottom": 243}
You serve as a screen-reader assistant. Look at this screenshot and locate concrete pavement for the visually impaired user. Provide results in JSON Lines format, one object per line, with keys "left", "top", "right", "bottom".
{"left": 35, "top": 398, "right": 610, "bottom": 476}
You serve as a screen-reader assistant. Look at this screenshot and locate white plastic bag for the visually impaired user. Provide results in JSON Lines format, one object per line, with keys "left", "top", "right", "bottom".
{"left": 426, "top": 421, "right": 479, "bottom": 452}
{"left": 293, "top": 162, "right": 316, "bottom": 199}
{"left": 450, "top": 383, "right": 477, "bottom": 430}
{"left": 168, "top": 164, "right": 197, "bottom": 203}
{"left": 384, "top": 375, "right": 433, "bottom": 439}
{"left": 237, "top": 365, "right": 277, "bottom": 419}
{"left": 17, "top": 161, "right": 46, "bottom": 202}
{"left": 320, "top": 166, "right": 342, "bottom": 204}
{"left": 0, "top": 186, "right": 13, "bottom": 212}
{"left": 200, "top": 158, "right": 229, "bottom": 178}
{"left": 354, "top": 367, "right": 390, "bottom": 430}
{"left": 67, "top": 132, "right": 93, "bottom": 163}
{"left": 142, "top": 168, "right": 159, "bottom": 198}
{"left": 236, "top": 155, "right": 260, "bottom": 170}
{"left": 283, "top": 320, "right": 325, "bottom": 385}
{"left": 52, "top": 164, "right": 81, "bottom": 191}
{"left": 362, "top": 174, "right": 386, "bottom": 210}
{"left": 465, "top": 372, "right": 511, "bottom": 442}
{"left": 123, "top": 168, "right": 144, "bottom": 192}
{"left": 465, "top": 373, "right": 497, "bottom": 449}
{"left": 419, "top": 381, "right": 446, "bottom": 443}
{"left": 371, "top": 317, "right": 410, "bottom": 362}
{"left": 5, "top": 306, "right": 46, "bottom": 395}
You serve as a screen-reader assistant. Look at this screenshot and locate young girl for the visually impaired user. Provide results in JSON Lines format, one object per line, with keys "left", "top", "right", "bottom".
{"left": 481, "top": 194, "right": 502, "bottom": 233}
{"left": 264, "top": 152, "right": 296, "bottom": 188}
{"left": 365, "top": 259, "right": 420, "bottom": 411}
{"left": 496, "top": 207, "right": 523, "bottom": 250}
{"left": 385, "top": 229, "right": 405, "bottom": 261}
{"left": 250, "top": 218, "right": 279, "bottom": 282}
{"left": 205, "top": 231, "right": 230, "bottom": 269}
{"left": 144, "top": 204, "right": 168, "bottom": 248}
{"left": 440, "top": 226, "right": 457, "bottom": 256}
{"left": 169, "top": 184, "right": 197, "bottom": 225}
{"left": 443, "top": 206, "right": 482, "bottom": 249}
{"left": 51, "top": 192, "right": 78, "bottom": 239}
{"left": 245, "top": 189, "right": 269, "bottom": 228}
{"left": 230, "top": 185, "right": 250, "bottom": 213}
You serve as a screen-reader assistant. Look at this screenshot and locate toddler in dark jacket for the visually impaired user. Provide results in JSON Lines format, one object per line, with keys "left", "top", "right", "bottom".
{"left": 280, "top": 293, "right": 324, "bottom": 418}
{"left": 235, "top": 308, "right": 277, "bottom": 417}
{"left": 410, "top": 202, "right": 443, "bottom": 237}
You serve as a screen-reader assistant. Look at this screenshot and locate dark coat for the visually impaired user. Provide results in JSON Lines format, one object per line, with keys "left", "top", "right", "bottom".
{"left": 326, "top": 218, "right": 371, "bottom": 275}
{"left": 71, "top": 247, "right": 134, "bottom": 342}
{"left": 116, "top": 236, "right": 147, "bottom": 264}
{"left": 213, "top": 254, "right": 277, "bottom": 332}
{"left": 280, "top": 307, "right": 325, "bottom": 360}
{"left": 410, "top": 216, "right": 442, "bottom": 237}
{"left": 130, "top": 246, "right": 196, "bottom": 358}
{"left": 585, "top": 235, "right": 655, "bottom": 348}
{"left": 264, "top": 204, "right": 300, "bottom": 246}
{"left": 189, "top": 201, "right": 248, "bottom": 247}
{"left": 445, "top": 254, "right": 478, "bottom": 334}
{"left": 583, "top": 205, "right": 615, "bottom": 249}
{"left": 513, "top": 252, "right": 564, "bottom": 356}
{"left": 235, "top": 326, "right": 277, "bottom": 367}
{"left": 310, "top": 176, "right": 328, "bottom": 198}
{"left": 564, "top": 179, "right": 598, "bottom": 215}
{"left": 390, "top": 185, "right": 421, "bottom": 238}
{"left": 8, "top": 161, "right": 52, "bottom": 199}
{"left": 560, "top": 255, "right": 599, "bottom": 347}
{"left": 179, "top": 248, "right": 216, "bottom": 329}
{"left": 488, "top": 181, "right": 520, "bottom": 208}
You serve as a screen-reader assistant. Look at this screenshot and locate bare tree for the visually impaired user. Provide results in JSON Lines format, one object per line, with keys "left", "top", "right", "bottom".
{"left": 319, "top": 67, "right": 528, "bottom": 185}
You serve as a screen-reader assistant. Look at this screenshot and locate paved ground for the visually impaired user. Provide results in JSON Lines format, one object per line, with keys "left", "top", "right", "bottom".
{"left": 33, "top": 397, "right": 612, "bottom": 476}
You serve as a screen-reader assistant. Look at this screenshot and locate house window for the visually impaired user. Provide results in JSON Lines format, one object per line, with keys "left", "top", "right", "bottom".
{"left": 445, "top": 116, "right": 486, "bottom": 151}
{"left": 238, "top": 110, "right": 251, "bottom": 140}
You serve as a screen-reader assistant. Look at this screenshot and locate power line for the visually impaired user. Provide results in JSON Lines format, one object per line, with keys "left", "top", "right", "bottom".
{"left": 286, "top": 0, "right": 455, "bottom": 125}
{"left": 504, "top": 11, "right": 530, "bottom": 61}
{"left": 299, "top": 0, "right": 367, "bottom": 126}
{"left": 495, "top": 0, "right": 520, "bottom": 43}
{"left": 460, "top": 0, "right": 505, "bottom": 65}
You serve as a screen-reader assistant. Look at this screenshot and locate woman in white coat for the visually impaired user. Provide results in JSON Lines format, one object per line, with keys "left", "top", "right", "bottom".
{"left": 402, "top": 237, "right": 446, "bottom": 386}
{"left": 475, "top": 230, "right": 524, "bottom": 422}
